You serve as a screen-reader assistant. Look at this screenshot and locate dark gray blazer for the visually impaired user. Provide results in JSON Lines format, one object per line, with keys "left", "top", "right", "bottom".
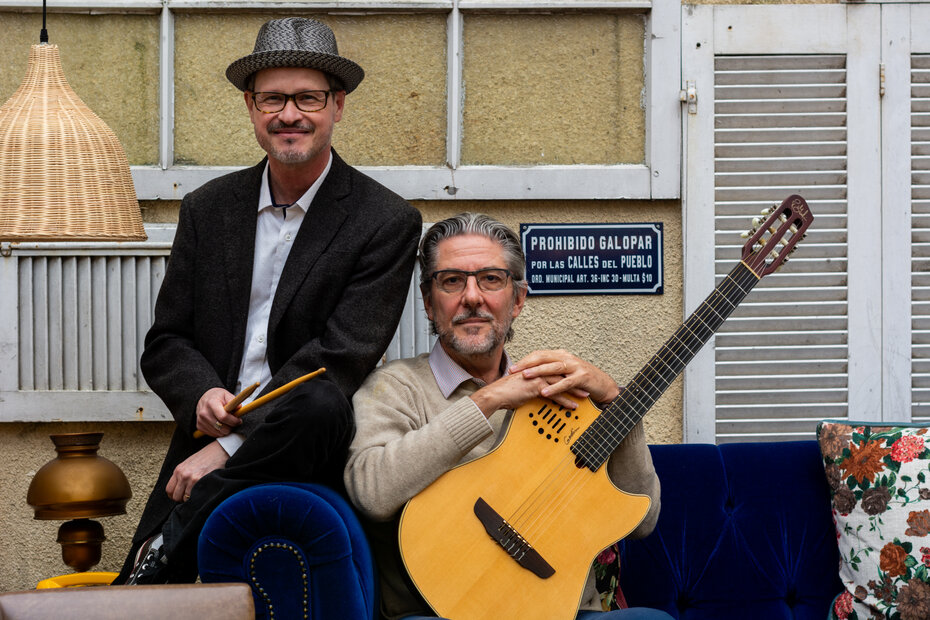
{"left": 133, "top": 150, "right": 421, "bottom": 540}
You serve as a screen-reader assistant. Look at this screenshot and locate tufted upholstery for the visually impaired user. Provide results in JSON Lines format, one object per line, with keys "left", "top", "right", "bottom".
{"left": 198, "top": 483, "right": 376, "bottom": 620}
{"left": 619, "top": 441, "right": 842, "bottom": 620}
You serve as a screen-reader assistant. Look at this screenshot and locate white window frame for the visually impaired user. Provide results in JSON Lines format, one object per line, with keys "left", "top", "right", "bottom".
{"left": 0, "top": 0, "right": 681, "bottom": 201}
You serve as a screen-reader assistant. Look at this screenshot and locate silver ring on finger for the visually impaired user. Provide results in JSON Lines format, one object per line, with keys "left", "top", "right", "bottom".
{"left": 214, "top": 420, "right": 223, "bottom": 431}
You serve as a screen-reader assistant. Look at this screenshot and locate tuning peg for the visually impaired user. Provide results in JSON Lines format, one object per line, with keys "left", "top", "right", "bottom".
{"left": 752, "top": 217, "right": 761, "bottom": 227}
{"left": 740, "top": 231, "right": 750, "bottom": 238}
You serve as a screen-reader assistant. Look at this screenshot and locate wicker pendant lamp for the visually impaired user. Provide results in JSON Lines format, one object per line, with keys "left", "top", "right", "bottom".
{"left": 0, "top": 12, "right": 146, "bottom": 242}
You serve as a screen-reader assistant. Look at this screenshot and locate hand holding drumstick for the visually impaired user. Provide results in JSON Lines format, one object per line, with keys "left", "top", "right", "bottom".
{"left": 193, "top": 368, "right": 326, "bottom": 439}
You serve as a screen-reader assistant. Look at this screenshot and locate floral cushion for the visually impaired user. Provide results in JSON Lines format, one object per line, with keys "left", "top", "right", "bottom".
{"left": 818, "top": 421, "right": 930, "bottom": 620}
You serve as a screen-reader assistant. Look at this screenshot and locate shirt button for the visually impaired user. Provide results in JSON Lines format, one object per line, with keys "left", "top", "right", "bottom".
{"left": 285, "top": 233, "right": 292, "bottom": 241}
{"left": 257, "top": 335, "right": 265, "bottom": 343}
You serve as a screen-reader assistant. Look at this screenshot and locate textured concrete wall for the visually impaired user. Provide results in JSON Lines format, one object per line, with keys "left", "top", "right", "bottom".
{"left": 0, "top": 8, "right": 681, "bottom": 592}
{"left": 462, "top": 13, "right": 645, "bottom": 165}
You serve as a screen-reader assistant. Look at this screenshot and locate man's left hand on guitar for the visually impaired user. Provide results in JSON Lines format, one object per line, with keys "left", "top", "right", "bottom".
{"left": 510, "top": 349, "right": 621, "bottom": 405}
{"left": 468, "top": 349, "right": 618, "bottom": 417}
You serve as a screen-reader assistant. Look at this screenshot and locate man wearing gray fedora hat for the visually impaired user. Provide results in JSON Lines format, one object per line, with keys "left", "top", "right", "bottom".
{"left": 117, "top": 16, "right": 421, "bottom": 585}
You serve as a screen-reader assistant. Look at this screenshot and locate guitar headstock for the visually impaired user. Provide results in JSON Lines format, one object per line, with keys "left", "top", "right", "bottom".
{"left": 741, "top": 194, "right": 813, "bottom": 278}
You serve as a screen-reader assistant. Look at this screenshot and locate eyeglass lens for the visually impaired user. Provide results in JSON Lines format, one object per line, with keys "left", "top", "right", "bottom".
{"left": 253, "top": 91, "right": 329, "bottom": 113}
{"left": 434, "top": 269, "right": 511, "bottom": 293}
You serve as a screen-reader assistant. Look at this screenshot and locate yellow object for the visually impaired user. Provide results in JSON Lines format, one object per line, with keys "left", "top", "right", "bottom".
{"left": 37, "top": 571, "right": 117, "bottom": 588}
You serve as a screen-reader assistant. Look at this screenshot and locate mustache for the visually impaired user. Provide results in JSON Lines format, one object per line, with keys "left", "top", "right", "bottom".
{"left": 452, "top": 309, "right": 494, "bottom": 324}
{"left": 268, "top": 121, "right": 314, "bottom": 132}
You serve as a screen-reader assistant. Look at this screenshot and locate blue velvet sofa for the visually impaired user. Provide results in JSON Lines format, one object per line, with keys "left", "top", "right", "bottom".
{"left": 197, "top": 440, "right": 842, "bottom": 620}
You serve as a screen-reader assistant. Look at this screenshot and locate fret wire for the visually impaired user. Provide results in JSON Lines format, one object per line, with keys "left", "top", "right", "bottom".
{"left": 574, "top": 262, "right": 761, "bottom": 467}
{"left": 601, "top": 266, "right": 753, "bottom": 420}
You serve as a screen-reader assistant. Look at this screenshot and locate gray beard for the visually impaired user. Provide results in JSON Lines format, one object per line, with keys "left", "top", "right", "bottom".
{"left": 433, "top": 309, "right": 511, "bottom": 357}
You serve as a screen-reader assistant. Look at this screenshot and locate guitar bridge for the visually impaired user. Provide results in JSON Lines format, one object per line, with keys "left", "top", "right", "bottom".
{"left": 473, "top": 497, "right": 555, "bottom": 579}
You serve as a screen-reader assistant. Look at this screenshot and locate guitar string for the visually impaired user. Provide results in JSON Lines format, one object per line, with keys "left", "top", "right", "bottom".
{"left": 506, "top": 265, "right": 759, "bottom": 544}
{"left": 579, "top": 266, "right": 757, "bottom": 467}
{"left": 568, "top": 265, "right": 756, "bottom": 468}
{"left": 586, "top": 265, "right": 757, "bottom": 460}
{"left": 513, "top": 266, "right": 759, "bottom": 546}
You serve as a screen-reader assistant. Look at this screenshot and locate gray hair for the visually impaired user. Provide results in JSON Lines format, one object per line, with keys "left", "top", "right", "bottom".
{"left": 418, "top": 212, "right": 527, "bottom": 299}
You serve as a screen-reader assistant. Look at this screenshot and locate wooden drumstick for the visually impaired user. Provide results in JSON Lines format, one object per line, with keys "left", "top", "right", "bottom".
{"left": 193, "top": 368, "right": 326, "bottom": 438}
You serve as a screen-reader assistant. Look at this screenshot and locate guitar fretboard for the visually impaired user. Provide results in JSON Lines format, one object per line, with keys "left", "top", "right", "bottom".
{"left": 571, "top": 260, "right": 761, "bottom": 470}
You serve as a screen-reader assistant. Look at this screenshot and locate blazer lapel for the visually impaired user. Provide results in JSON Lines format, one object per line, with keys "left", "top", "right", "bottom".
{"left": 222, "top": 160, "right": 264, "bottom": 381}
{"left": 268, "top": 151, "right": 351, "bottom": 331}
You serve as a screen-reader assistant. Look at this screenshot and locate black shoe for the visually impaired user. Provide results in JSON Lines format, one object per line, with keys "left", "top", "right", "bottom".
{"left": 125, "top": 533, "right": 169, "bottom": 585}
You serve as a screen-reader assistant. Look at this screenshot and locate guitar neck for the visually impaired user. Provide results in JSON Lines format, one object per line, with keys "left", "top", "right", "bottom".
{"left": 572, "top": 260, "right": 761, "bottom": 470}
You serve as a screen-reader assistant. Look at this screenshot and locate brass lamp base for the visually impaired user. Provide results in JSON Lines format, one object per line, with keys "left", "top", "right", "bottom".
{"left": 26, "top": 432, "right": 132, "bottom": 573}
{"left": 57, "top": 518, "right": 105, "bottom": 573}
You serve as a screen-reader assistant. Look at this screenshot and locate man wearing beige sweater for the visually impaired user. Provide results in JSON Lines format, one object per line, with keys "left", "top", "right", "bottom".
{"left": 344, "top": 213, "right": 672, "bottom": 620}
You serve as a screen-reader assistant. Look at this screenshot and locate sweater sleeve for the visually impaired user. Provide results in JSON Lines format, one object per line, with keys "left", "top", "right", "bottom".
{"left": 605, "top": 420, "right": 661, "bottom": 539}
{"left": 344, "top": 364, "right": 495, "bottom": 522}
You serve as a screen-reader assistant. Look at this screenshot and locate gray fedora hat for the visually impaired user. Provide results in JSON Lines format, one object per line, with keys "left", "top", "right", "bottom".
{"left": 226, "top": 17, "right": 364, "bottom": 93}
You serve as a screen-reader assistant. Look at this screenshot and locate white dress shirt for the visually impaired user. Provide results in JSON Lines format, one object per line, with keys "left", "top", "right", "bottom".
{"left": 217, "top": 154, "right": 333, "bottom": 456}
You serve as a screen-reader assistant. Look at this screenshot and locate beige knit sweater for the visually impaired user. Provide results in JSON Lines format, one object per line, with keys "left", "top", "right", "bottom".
{"left": 345, "top": 353, "right": 661, "bottom": 619}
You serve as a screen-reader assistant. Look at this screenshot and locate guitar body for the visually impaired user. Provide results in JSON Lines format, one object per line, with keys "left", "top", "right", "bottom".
{"left": 398, "top": 396, "right": 651, "bottom": 620}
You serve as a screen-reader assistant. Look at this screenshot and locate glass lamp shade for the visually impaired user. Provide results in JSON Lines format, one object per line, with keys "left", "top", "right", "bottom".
{"left": 0, "top": 43, "right": 146, "bottom": 241}
{"left": 26, "top": 432, "right": 132, "bottom": 520}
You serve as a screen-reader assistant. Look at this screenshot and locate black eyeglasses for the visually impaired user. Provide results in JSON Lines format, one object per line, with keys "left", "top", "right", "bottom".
{"left": 251, "top": 90, "right": 332, "bottom": 114}
{"left": 430, "top": 269, "right": 513, "bottom": 293}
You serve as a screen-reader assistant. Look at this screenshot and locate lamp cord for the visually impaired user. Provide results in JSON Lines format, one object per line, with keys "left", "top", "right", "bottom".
{"left": 40, "top": 0, "right": 48, "bottom": 43}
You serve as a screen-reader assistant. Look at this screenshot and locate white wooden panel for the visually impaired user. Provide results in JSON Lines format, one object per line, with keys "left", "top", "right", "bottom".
{"left": 646, "top": 0, "right": 681, "bottom": 199}
{"left": 17, "top": 259, "right": 33, "bottom": 391}
{"left": 446, "top": 8, "right": 463, "bottom": 170}
{"left": 77, "top": 257, "right": 92, "bottom": 390}
{"left": 47, "top": 257, "right": 63, "bottom": 390}
{"left": 712, "top": 5, "right": 848, "bottom": 55}
{"left": 681, "top": 2, "right": 717, "bottom": 444}
{"left": 915, "top": 6, "right": 930, "bottom": 55}
{"left": 0, "top": 257, "right": 19, "bottom": 392}
{"left": 881, "top": 4, "right": 912, "bottom": 420}
{"left": 131, "top": 165, "right": 656, "bottom": 202}
{"left": 845, "top": 4, "right": 883, "bottom": 421}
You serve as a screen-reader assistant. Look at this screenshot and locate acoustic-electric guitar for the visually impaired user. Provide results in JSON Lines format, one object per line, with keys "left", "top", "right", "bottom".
{"left": 398, "top": 194, "right": 814, "bottom": 620}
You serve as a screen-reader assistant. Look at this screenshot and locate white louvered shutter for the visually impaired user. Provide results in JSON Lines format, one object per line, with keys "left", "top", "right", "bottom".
{"left": 712, "top": 54, "right": 850, "bottom": 440}
{"left": 913, "top": 53, "right": 930, "bottom": 422}
{"left": 682, "top": 4, "right": 885, "bottom": 443}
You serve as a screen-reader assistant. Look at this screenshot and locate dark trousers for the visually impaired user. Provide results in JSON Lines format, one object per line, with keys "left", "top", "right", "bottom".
{"left": 115, "top": 380, "right": 353, "bottom": 583}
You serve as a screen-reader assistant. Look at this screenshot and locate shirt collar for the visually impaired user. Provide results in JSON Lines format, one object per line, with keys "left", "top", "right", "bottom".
{"left": 257, "top": 151, "right": 333, "bottom": 214}
{"left": 428, "top": 340, "right": 512, "bottom": 399}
